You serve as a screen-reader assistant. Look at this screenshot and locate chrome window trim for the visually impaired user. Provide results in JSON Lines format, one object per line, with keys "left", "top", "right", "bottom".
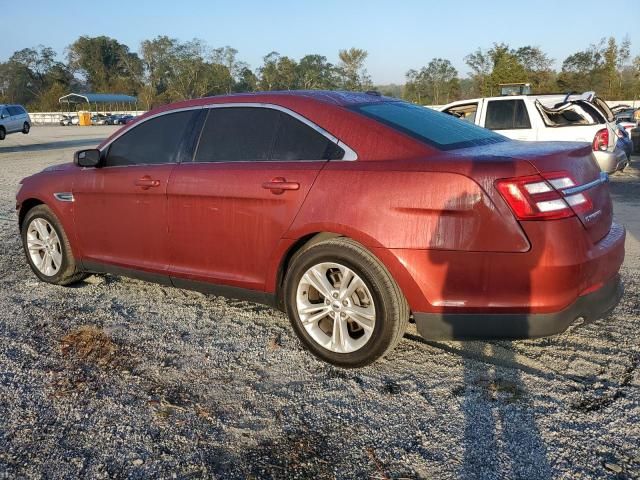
{"left": 98, "top": 102, "right": 358, "bottom": 163}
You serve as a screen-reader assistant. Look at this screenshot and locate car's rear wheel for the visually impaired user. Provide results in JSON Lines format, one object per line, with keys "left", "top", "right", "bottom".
{"left": 22, "top": 122, "right": 30, "bottom": 134}
{"left": 284, "top": 237, "right": 409, "bottom": 368}
{"left": 21, "top": 205, "right": 87, "bottom": 285}
{"left": 0, "top": 127, "right": 5, "bottom": 140}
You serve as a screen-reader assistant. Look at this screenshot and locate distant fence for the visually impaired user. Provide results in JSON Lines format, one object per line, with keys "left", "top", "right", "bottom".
{"left": 29, "top": 111, "right": 147, "bottom": 125}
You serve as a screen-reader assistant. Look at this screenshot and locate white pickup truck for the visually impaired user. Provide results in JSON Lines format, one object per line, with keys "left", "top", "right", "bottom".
{"left": 440, "top": 93, "right": 628, "bottom": 173}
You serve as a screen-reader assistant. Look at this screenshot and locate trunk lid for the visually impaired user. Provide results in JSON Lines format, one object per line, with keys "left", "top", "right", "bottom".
{"left": 520, "top": 142, "right": 612, "bottom": 243}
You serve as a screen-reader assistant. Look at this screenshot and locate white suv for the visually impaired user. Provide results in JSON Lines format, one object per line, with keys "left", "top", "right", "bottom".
{"left": 0, "top": 104, "right": 32, "bottom": 140}
{"left": 440, "top": 93, "right": 627, "bottom": 173}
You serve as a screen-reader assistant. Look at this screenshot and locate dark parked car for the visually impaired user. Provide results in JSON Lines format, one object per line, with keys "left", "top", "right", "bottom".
{"left": 116, "top": 115, "right": 135, "bottom": 125}
{"left": 16, "top": 91, "right": 625, "bottom": 367}
{"left": 613, "top": 107, "right": 638, "bottom": 123}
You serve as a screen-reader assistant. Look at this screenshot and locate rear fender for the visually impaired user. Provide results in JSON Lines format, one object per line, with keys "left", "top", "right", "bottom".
{"left": 286, "top": 166, "right": 530, "bottom": 252}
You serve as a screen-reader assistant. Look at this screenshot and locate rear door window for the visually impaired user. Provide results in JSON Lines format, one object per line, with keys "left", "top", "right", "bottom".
{"left": 485, "top": 100, "right": 531, "bottom": 130}
{"left": 105, "top": 110, "right": 194, "bottom": 167}
{"left": 195, "top": 107, "right": 343, "bottom": 162}
{"left": 7, "top": 106, "right": 22, "bottom": 116}
{"left": 195, "top": 108, "right": 279, "bottom": 162}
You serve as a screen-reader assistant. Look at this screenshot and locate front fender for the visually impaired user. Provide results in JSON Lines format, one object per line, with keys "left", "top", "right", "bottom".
{"left": 17, "top": 172, "right": 80, "bottom": 260}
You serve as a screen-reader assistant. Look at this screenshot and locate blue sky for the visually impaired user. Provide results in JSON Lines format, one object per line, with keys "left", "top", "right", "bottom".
{"left": 3, "top": 0, "right": 639, "bottom": 84}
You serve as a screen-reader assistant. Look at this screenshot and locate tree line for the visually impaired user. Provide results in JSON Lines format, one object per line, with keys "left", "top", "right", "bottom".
{"left": 0, "top": 35, "right": 637, "bottom": 112}
{"left": 0, "top": 36, "right": 372, "bottom": 111}
{"left": 404, "top": 37, "right": 638, "bottom": 104}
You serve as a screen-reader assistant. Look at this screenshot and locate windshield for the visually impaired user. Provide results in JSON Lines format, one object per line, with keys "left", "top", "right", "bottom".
{"left": 351, "top": 101, "right": 506, "bottom": 151}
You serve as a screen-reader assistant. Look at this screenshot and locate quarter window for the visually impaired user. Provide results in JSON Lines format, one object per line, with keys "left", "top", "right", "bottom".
{"left": 272, "top": 113, "right": 344, "bottom": 160}
{"left": 105, "top": 110, "right": 194, "bottom": 167}
{"left": 485, "top": 100, "right": 531, "bottom": 130}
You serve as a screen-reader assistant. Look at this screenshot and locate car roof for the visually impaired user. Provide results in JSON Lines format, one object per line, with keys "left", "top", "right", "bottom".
{"left": 208, "top": 90, "right": 393, "bottom": 106}
{"left": 159, "top": 90, "right": 394, "bottom": 111}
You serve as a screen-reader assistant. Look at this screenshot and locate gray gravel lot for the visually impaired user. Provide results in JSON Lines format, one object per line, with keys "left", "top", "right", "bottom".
{"left": 0, "top": 126, "right": 639, "bottom": 479}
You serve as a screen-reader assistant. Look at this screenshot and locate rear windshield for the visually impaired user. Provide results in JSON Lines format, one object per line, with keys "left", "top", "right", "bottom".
{"left": 351, "top": 101, "right": 506, "bottom": 151}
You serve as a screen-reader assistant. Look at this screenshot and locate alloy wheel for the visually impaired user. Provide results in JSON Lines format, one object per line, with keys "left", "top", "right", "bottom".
{"left": 296, "top": 262, "right": 376, "bottom": 353}
{"left": 26, "top": 218, "right": 62, "bottom": 276}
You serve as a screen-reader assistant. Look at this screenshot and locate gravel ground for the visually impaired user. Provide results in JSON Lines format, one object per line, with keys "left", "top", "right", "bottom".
{"left": 0, "top": 127, "right": 638, "bottom": 479}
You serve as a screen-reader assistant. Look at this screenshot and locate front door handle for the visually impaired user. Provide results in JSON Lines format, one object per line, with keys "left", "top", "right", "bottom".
{"left": 262, "top": 177, "right": 300, "bottom": 195}
{"left": 135, "top": 176, "right": 161, "bottom": 190}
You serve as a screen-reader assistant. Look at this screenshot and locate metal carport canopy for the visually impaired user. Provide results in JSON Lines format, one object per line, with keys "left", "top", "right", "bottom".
{"left": 58, "top": 93, "right": 137, "bottom": 104}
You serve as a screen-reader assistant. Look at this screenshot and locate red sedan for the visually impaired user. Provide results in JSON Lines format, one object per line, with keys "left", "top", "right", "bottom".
{"left": 16, "top": 91, "right": 625, "bottom": 367}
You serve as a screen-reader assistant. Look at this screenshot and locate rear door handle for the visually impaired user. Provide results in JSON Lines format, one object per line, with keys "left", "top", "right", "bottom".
{"left": 135, "top": 176, "right": 161, "bottom": 189}
{"left": 262, "top": 177, "right": 300, "bottom": 195}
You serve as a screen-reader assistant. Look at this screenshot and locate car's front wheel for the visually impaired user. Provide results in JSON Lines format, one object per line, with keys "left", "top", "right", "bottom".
{"left": 22, "top": 122, "right": 30, "bottom": 134}
{"left": 21, "top": 205, "right": 87, "bottom": 285}
{"left": 284, "top": 237, "right": 409, "bottom": 368}
{"left": 0, "top": 127, "right": 5, "bottom": 140}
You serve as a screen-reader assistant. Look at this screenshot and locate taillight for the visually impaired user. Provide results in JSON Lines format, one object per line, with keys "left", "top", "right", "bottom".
{"left": 592, "top": 128, "right": 609, "bottom": 151}
{"left": 496, "top": 172, "right": 592, "bottom": 221}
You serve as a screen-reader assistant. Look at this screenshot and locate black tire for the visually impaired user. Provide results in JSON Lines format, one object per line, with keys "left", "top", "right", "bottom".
{"left": 22, "top": 122, "right": 30, "bottom": 134}
{"left": 21, "top": 205, "right": 87, "bottom": 285}
{"left": 284, "top": 237, "right": 409, "bottom": 368}
{"left": 0, "top": 127, "right": 5, "bottom": 140}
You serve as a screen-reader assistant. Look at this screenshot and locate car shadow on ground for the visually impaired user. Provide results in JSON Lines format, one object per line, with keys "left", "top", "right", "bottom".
{"left": 405, "top": 333, "right": 553, "bottom": 478}
{"left": 423, "top": 158, "right": 553, "bottom": 478}
{"left": 459, "top": 343, "right": 552, "bottom": 479}
{"left": 0, "top": 138, "right": 105, "bottom": 154}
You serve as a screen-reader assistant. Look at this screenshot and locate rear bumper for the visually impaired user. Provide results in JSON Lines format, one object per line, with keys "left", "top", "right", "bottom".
{"left": 413, "top": 274, "right": 624, "bottom": 340}
{"left": 593, "top": 148, "right": 628, "bottom": 173}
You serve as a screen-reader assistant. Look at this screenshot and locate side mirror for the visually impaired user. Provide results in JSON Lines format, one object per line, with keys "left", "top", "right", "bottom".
{"left": 74, "top": 149, "right": 101, "bottom": 168}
